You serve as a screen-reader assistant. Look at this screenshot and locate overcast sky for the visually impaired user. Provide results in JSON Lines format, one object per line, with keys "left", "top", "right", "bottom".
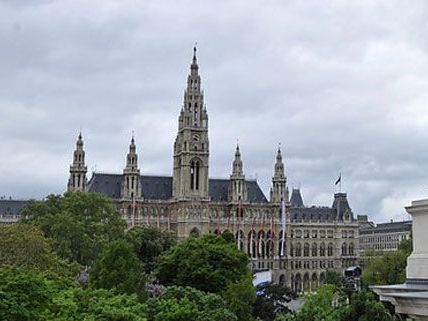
{"left": 1, "top": 0, "right": 428, "bottom": 222}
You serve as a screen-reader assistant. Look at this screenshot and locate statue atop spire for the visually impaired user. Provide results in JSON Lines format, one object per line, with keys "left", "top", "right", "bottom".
{"left": 193, "top": 43, "right": 197, "bottom": 64}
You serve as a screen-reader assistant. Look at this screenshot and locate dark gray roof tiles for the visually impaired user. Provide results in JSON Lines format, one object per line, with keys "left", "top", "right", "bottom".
{"left": 290, "top": 189, "right": 304, "bottom": 207}
{"left": 0, "top": 199, "right": 28, "bottom": 216}
{"left": 87, "top": 173, "right": 268, "bottom": 203}
{"left": 290, "top": 206, "right": 336, "bottom": 222}
{"left": 360, "top": 220, "right": 412, "bottom": 234}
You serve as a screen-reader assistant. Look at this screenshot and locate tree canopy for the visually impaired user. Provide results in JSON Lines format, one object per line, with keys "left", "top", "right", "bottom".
{"left": 0, "top": 224, "right": 78, "bottom": 277}
{"left": 23, "top": 192, "right": 126, "bottom": 266}
{"left": 146, "top": 286, "right": 237, "bottom": 321}
{"left": 276, "top": 285, "right": 396, "bottom": 321}
{"left": 90, "top": 239, "right": 147, "bottom": 298}
{"left": 125, "top": 226, "right": 176, "bottom": 274}
{"left": 155, "top": 234, "right": 250, "bottom": 294}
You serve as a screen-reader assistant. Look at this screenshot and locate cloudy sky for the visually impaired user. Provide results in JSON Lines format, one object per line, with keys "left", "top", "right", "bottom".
{"left": 1, "top": 0, "right": 428, "bottom": 222}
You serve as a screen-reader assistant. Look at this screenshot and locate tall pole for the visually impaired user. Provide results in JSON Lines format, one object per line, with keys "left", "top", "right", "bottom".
{"left": 280, "top": 198, "right": 286, "bottom": 257}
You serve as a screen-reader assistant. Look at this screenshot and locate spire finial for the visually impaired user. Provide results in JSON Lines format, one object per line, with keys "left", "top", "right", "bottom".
{"left": 192, "top": 42, "right": 198, "bottom": 64}
{"left": 131, "top": 130, "right": 135, "bottom": 144}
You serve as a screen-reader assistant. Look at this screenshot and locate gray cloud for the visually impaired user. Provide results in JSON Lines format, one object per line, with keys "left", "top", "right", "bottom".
{"left": 1, "top": 0, "right": 428, "bottom": 222}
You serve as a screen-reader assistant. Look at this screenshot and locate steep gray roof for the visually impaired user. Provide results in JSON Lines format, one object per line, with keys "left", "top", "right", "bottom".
{"left": 0, "top": 199, "right": 28, "bottom": 216}
{"left": 360, "top": 220, "right": 412, "bottom": 234}
{"left": 290, "top": 206, "right": 336, "bottom": 222}
{"left": 289, "top": 192, "right": 355, "bottom": 222}
{"left": 87, "top": 173, "right": 268, "bottom": 203}
{"left": 290, "top": 189, "right": 304, "bottom": 207}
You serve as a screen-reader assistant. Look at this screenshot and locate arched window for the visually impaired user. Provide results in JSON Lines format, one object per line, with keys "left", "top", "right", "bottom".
{"left": 266, "top": 240, "right": 274, "bottom": 258}
{"left": 312, "top": 243, "right": 317, "bottom": 257}
{"left": 296, "top": 242, "right": 302, "bottom": 257}
{"left": 279, "top": 274, "right": 286, "bottom": 286}
{"left": 349, "top": 243, "right": 354, "bottom": 255}
{"left": 190, "top": 227, "right": 200, "bottom": 237}
{"left": 190, "top": 160, "right": 200, "bottom": 190}
{"left": 342, "top": 243, "right": 348, "bottom": 256}
{"left": 328, "top": 243, "right": 334, "bottom": 256}
{"left": 304, "top": 243, "right": 310, "bottom": 257}
{"left": 320, "top": 243, "right": 326, "bottom": 256}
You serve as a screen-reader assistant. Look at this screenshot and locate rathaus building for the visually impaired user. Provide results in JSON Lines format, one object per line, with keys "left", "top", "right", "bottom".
{"left": 67, "top": 48, "right": 359, "bottom": 292}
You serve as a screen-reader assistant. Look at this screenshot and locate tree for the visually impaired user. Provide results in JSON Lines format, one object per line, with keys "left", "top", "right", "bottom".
{"left": 155, "top": 234, "right": 250, "bottom": 294}
{"left": 23, "top": 192, "right": 126, "bottom": 266}
{"left": 363, "top": 237, "right": 413, "bottom": 286}
{"left": 398, "top": 237, "right": 412, "bottom": 255}
{"left": 276, "top": 285, "right": 342, "bottom": 321}
{"left": 125, "top": 226, "right": 176, "bottom": 274}
{"left": 0, "top": 268, "right": 148, "bottom": 321}
{"left": 275, "top": 286, "right": 397, "bottom": 321}
{"left": 0, "top": 224, "right": 78, "bottom": 278}
{"left": 253, "top": 284, "right": 294, "bottom": 321}
{"left": 325, "top": 270, "right": 345, "bottom": 288}
{"left": 90, "top": 240, "right": 146, "bottom": 298}
{"left": 0, "top": 268, "right": 56, "bottom": 321}
{"left": 362, "top": 251, "right": 408, "bottom": 286}
{"left": 340, "top": 290, "right": 396, "bottom": 321}
{"left": 222, "top": 274, "right": 256, "bottom": 321}
{"left": 146, "top": 286, "right": 237, "bottom": 321}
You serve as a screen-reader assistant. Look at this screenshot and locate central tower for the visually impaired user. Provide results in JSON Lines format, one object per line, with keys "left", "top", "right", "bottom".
{"left": 173, "top": 47, "right": 209, "bottom": 200}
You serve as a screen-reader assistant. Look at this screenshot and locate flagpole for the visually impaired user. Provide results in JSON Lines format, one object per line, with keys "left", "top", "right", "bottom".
{"left": 280, "top": 198, "right": 286, "bottom": 257}
{"left": 339, "top": 172, "right": 342, "bottom": 193}
{"left": 132, "top": 194, "right": 136, "bottom": 227}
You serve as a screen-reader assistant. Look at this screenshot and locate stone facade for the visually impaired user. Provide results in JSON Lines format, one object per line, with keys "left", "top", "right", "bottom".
{"left": 67, "top": 47, "right": 359, "bottom": 292}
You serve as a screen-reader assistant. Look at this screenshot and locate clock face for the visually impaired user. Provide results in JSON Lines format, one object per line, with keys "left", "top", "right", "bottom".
{"left": 193, "top": 134, "right": 200, "bottom": 141}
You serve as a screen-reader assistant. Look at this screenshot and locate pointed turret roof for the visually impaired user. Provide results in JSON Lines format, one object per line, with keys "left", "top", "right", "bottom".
{"left": 290, "top": 188, "right": 304, "bottom": 207}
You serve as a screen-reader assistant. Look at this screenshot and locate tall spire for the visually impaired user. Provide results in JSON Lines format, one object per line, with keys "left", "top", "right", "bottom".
{"left": 121, "top": 136, "right": 141, "bottom": 199}
{"left": 67, "top": 132, "right": 87, "bottom": 193}
{"left": 232, "top": 144, "right": 243, "bottom": 176}
{"left": 229, "top": 144, "right": 247, "bottom": 202}
{"left": 270, "top": 146, "right": 288, "bottom": 203}
{"left": 173, "top": 46, "right": 209, "bottom": 200}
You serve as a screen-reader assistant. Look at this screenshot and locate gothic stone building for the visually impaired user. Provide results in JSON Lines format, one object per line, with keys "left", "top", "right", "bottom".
{"left": 67, "top": 48, "right": 359, "bottom": 293}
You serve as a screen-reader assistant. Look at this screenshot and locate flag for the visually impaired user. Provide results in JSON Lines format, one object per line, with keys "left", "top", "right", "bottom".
{"left": 335, "top": 174, "right": 341, "bottom": 185}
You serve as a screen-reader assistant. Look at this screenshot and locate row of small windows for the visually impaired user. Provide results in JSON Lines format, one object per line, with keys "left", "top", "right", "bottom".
{"left": 291, "top": 229, "right": 356, "bottom": 239}
{"left": 290, "top": 242, "right": 355, "bottom": 257}
{"left": 290, "top": 260, "right": 335, "bottom": 270}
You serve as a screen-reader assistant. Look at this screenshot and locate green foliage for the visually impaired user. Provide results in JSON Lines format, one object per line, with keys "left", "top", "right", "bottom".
{"left": 277, "top": 284, "right": 341, "bottom": 321}
{"left": 398, "top": 238, "right": 412, "bottom": 255}
{"left": 325, "top": 270, "right": 345, "bottom": 288}
{"left": 363, "top": 237, "right": 413, "bottom": 286}
{"left": 125, "top": 226, "right": 176, "bottom": 274}
{"left": 23, "top": 192, "right": 126, "bottom": 266}
{"left": 146, "top": 286, "right": 237, "bottom": 321}
{"left": 340, "top": 290, "right": 396, "bottom": 321}
{"left": 0, "top": 268, "right": 148, "bottom": 321}
{"left": 56, "top": 287, "right": 148, "bottom": 321}
{"left": 275, "top": 286, "right": 396, "bottom": 321}
{"left": 90, "top": 240, "right": 146, "bottom": 298}
{"left": 221, "top": 230, "right": 235, "bottom": 244}
{"left": 222, "top": 274, "right": 256, "bottom": 321}
{"left": 253, "top": 284, "right": 293, "bottom": 321}
{"left": 0, "top": 268, "right": 56, "bottom": 321}
{"left": 362, "top": 251, "right": 408, "bottom": 285}
{"left": 0, "top": 224, "right": 79, "bottom": 277}
{"left": 155, "top": 234, "right": 250, "bottom": 293}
